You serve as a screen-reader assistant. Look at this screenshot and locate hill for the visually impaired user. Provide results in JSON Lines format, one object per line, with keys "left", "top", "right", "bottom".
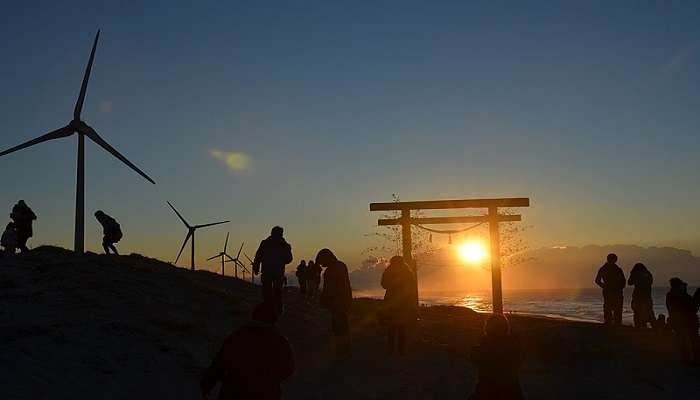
{"left": 2, "top": 246, "right": 700, "bottom": 399}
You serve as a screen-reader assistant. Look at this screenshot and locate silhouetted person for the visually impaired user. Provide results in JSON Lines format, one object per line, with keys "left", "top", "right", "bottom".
{"left": 1, "top": 222, "right": 18, "bottom": 256}
{"left": 10, "top": 200, "right": 36, "bottom": 253}
{"left": 666, "top": 278, "right": 700, "bottom": 364}
{"left": 317, "top": 248, "right": 353, "bottom": 357}
{"left": 94, "top": 210, "right": 122, "bottom": 255}
{"left": 200, "top": 302, "right": 294, "bottom": 400}
{"left": 306, "top": 260, "right": 321, "bottom": 300}
{"left": 253, "top": 226, "right": 293, "bottom": 314}
{"left": 296, "top": 260, "right": 307, "bottom": 294}
{"left": 381, "top": 255, "right": 417, "bottom": 356}
{"left": 595, "top": 253, "right": 626, "bottom": 326}
{"left": 628, "top": 263, "right": 654, "bottom": 328}
{"left": 469, "top": 314, "right": 524, "bottom": 400}
{"left": 655, "top": 314, "right": 667, "bottom": 331}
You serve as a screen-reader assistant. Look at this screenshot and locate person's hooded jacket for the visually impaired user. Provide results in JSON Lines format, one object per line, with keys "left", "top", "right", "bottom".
{"left": 320, "top": 260, "right": 352, "bottom": 313}
{"left": 381, "top": 260, "right": 417, "bottom": 325}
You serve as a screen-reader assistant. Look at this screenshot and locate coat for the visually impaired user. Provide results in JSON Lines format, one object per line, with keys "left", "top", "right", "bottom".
{"left": 381, "top": 264, "right": 417, "bottom": 325}
{"left": 253, "top": 236, "right": 293, "bottom": 276}
{"left": 96, "top": 213, "right": 122, "bottom": 240}
{"left": 200, "top": 322, "right": 294, "bottom": 400}
{"left": 595, "top": 263, "right": 626, "bottom": 295}
{"left": 1, "top": 226, "right": 18, "bottom": 249}
{"left": 10, "top": 203, "right": 36, "bottom": 236}
{"left": 628, "top": 269, "right": 654, "bottom": 319}
{"left": 666, "top": 289, "right": 699, "bottom": 332}
{"left": 320, "top": 260, "right": 353, "bottom": 313}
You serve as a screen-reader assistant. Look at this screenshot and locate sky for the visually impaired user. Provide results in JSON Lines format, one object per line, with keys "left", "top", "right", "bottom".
{"left": 1, "top": 1, "right": 700, "bottom": 273}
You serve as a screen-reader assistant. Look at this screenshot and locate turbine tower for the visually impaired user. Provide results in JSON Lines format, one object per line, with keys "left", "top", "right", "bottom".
{"left": 224, "top": 242, "right": 247, "bottom": 279}
{"left": 244, "top": 253, "right": 255, "bottom": 284}
{"left": 0, "top": 30, "right": 156, "bottom": 253}
{"left": 168, "top": 201, "right": 229, "bottom": 271}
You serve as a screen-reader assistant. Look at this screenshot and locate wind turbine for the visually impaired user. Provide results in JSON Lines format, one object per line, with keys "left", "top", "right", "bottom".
{"left": 167, "top": 201, "right": 229, "bottom": 271}
{"left": 223, "top": 242, "right": 247, "bottom": 279}
{"left": 206, "top": 233, "right": 241, "bottom": 276}
{"left": 0, "top": 30, "right": 156, "bottom": 253}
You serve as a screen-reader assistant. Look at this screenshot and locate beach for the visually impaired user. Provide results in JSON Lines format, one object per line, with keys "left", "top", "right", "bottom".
{"left": 2, "top": 247, "right": 700, "bottom": 399}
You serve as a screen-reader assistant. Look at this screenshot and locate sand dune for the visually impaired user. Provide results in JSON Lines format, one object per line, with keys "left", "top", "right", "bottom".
{"left": 2, "top": 247, "right": 699, "bottom": 399}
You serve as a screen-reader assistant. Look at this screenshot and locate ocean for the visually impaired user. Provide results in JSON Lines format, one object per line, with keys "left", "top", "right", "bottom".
{"left": 355, "top": 287, "right": 698, "bottom": 323}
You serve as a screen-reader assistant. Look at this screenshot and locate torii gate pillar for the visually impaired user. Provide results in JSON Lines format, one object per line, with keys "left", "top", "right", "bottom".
{"left": 401, "top": 209, "right": 412, "bottom": 264}
{"left": 488, "top": 206, "right": 503, "bottom": 314}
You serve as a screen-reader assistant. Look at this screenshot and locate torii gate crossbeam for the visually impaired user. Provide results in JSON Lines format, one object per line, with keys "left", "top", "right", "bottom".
{"left": 369, "top": 197, "right": 530, "bottom": 314}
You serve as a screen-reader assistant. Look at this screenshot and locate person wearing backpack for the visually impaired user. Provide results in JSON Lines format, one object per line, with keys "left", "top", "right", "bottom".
{"left": 10, "top": 200, "right": 36, "bottom": 253}
{"left": 94, "top": 210, "right": 122, "bottom": 255}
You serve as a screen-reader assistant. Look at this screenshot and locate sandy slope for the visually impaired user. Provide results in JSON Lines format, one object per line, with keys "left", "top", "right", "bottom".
{"left": 2, "top": 247, "right": 699, "bottom": 399}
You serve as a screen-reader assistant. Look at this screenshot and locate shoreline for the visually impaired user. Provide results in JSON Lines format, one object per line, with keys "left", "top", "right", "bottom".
{"left": 354, "top": 294, "right": 603, "bottom": 324}
{"left": 353, "top": 287, "right": 674, "bottom": 325}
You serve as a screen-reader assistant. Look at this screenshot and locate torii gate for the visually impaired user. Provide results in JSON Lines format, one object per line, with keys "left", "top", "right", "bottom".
{"left": 369, "top": 197, "right": 530, "bottom": 314}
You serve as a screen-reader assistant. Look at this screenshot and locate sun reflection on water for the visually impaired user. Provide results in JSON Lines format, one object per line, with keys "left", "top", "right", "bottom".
{"left": 454, "top": 294, "right": 491, "bottom": 313}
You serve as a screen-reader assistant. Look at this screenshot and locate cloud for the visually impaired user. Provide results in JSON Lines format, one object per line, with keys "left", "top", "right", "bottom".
{"left": 98, "top": 101, "right": 113, "bottom": 113}
{"left": 210, "top": 149, "right": 251, "bottom": 172}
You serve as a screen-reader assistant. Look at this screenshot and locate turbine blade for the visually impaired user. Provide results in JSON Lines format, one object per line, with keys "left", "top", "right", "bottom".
{"left": 207, "top": 254, "right": 220, "bottom": 261}
{"left": 235, "top": 242, "right": 244, "bottom": 259}
{"left": 0, "top": 126, "right": 73, "bottom": 157}
{"left": 237, "top": 261, "right": 250, "bottom": 273}
{"left": 174, "top": 231, "right": 192, "bottom": 264}
{"left": 195, "top": 220, "right": 230, "bottom": 229}
{"left": 224, "top": 232, "right": 229, "bottom": 253}
{"left": 80, "top": 124, "right": 156, "bottom": 184}
{"left": 74, "top": 30, "right": 100, "bottom": 120}
{"left": 224, "top": 253, "right": 236, "bottom": 262}
{"left": 244, "top": 253, "right": 253, "bottom": 264}
{"left": 167, "top": 201, "right": 190, "bottom": 228}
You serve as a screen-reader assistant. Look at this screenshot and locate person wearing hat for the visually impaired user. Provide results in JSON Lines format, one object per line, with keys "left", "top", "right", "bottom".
{"left": 200, "top": 302, "right": 295, "bottom": 400}
{"left": 666, "top": 277, "right": 700, "bottom": 364}
{"left": 94, "top": 210, "right": 122, "bottom": 255}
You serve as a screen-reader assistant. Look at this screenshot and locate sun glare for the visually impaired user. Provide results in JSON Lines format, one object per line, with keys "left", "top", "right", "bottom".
{"left": 458, "top": 241, "right": 487, "bottom": 264}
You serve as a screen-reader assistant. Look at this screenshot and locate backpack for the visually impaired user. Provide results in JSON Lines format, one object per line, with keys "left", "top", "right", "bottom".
{"left": 104, "top": 216, "right": 122, "bottom": 240}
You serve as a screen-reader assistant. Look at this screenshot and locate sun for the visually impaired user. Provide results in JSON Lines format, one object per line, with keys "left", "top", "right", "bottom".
{"left": 457, "top": 241, "right": 487, "bottom": 264}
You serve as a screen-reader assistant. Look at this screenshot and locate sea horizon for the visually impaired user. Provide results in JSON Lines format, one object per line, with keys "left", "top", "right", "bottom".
{"left": 353, "top": 287, "right": 698, "bottom": 324}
